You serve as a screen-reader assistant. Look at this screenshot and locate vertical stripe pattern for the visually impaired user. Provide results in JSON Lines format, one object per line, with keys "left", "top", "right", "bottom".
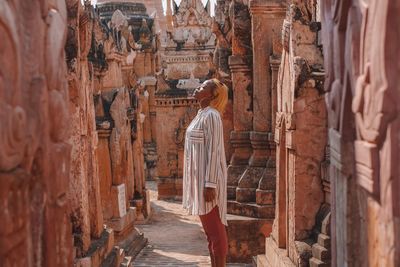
{"left": 182, "top": 106, "right": 228, "bottom": 225}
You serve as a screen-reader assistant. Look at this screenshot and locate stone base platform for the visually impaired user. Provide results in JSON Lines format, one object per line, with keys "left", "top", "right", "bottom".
{"left": 74, "top": 228, "right": 137, "bottom": 267}
{"left": 256, "top": 237, "right": 295, "bottom": 267}
{"left": 132, "top": 190, "right": 153, "bottom": 224}
{"left": 228, "top": 200, "right": 275, "bottom": 218}
{"left": 226, "top": 214, "right": 273, "bottom": 263}
{"left": 99, "top": 246, "right": 132, "bottom": 267}
{"left": 107, "top": 207, "right": 136, "bottom": 243}
{"left": 75, "top": 229, "right": 116, "bottom": 267}
{"left": 227, "top": 165, "right": 248, "bottom": 200}
{"left": 118, "top": 228, "right": 148, "bottom": 259}
{"left": 157, "top": 177, "right": 182, "bottom": 200}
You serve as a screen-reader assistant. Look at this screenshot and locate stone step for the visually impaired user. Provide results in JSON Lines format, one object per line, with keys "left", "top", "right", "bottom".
{"left": 236, "top": 187, "right": 257, "bottom": 202}
{"left": 228, "top": 200, "right": 275, "bottom": 219}
{"left": 78, "top": 229, "right": 115, "bottom": 267}
{"left": 317, "top": 233, "right": 331, "bottom": 249}
{"left": 227, "top": 186, "right": 237, "bottom": 200}
{"left": 100, "top": 246, "right": 124, "bottom": 267}
{"left": 118, "top": 228, "right": 148, "bottom": 259}
{"left": 312, "top": 243, "right": 330, "bottom": 261}
{"left": 226, "top": 215, "right": 273, "bottom": 263}
{"left": 256, "top": 189, "right": 275, "bottom": 205}
{"left": 309, "top": 257, "right": 330, "bottom": 267}
{"left": 258, "top": 169, "right": 276, "bottom": 191}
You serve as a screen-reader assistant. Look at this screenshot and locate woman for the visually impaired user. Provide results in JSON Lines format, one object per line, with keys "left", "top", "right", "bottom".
{"left": 183, "top": 78, "right": 229, "bottom": 267}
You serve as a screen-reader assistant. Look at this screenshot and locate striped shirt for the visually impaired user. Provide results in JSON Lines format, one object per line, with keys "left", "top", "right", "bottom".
{"left": 182, "top": 106, "right": 228, "bottom": 225}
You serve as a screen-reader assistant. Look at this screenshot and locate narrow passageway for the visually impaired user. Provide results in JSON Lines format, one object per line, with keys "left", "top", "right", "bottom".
{"left": 133, "top": 182, "right": 251, "bottom": 267}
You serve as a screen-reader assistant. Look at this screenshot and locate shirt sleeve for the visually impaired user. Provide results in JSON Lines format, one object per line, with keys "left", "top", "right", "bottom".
{"left": 203, "top": 111, "right": 223, "bottom": 188}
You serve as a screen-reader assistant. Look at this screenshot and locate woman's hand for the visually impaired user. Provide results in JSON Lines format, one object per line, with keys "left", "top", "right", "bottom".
{"left": 204, "top": 187, "right": 216, "bottom": 202}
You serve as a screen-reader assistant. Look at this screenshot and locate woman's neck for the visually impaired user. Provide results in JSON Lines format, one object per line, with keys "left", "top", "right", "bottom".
{"left": 200, "top": 99, "right": 211, "bottom": 109}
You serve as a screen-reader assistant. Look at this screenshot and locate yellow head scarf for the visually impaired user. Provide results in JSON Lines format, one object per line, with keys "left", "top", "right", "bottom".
{"left": 209, "top": 78, "right": 229, "bottom": 115}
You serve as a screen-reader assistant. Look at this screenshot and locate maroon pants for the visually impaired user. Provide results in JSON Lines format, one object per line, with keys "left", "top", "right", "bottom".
{"left": 199, "top": 206, "right": 228, "bottom": 257}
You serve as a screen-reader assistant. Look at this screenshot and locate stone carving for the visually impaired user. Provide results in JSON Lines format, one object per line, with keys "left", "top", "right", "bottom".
{"left": 166, "top": 0, "right": 214, "bottom": 46}
{"left": 0, "top": 1, "right": 72, "bottom": 266}
{"left": 0, "top": 106, "right": 27, "bottom": 171}
{"left": 139, "top": 18, "right": 152, "bottom": 48}
{"left": 260, "top": 1, "right": 329, "bottom": 266}
{"left": 97, "top": 2, "right": 154, "bottom": 54}
{"left": 212, "top": 18, "right": 232, "bottom": 78}
{"left": 321, "top": 0, "right": 400, "bottom": 266}
{"left": 132, "top": 81, "right": 147, "bottom": 199}
{"left": 159, "top": 0, "right": 215, "bottom": 80}
{"left": 0, "top": 9, "right": 26, "bottom": 171}
{"left": 0, "top": 1, "right": 151, "bottom": 265}
{"left": 215, "top": 0, "right": 231, "bottom": 26}
{"left": 231, "top": 0, "right": 252, "bottom": 57}
{"left": 110, "top": 88, "right": 133, "bottom": 186}
{"left": 156, "top": 70, "right": 171, "bottom": 93}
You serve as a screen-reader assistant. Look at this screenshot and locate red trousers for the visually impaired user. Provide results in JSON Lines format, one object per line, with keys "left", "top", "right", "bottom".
{"left": 199, "top": 206, "right": 228, "bottom": 257}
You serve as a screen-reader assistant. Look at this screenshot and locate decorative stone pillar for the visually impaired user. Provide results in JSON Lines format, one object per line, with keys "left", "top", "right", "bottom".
{"left": 235, "top": 0, "right": 286, "bottom": 203}
{"left": 255, "top": 56, "right": 281, "bottom": 206}
{"left": 95, "top": 50, "right": 136, "bottom": 241}
{"left": 140, "top": 76, "right": 158, "bottom": 182}
{"left": 227, "top": 55, "right": 253, "bottom": 200}
{"left": 224, "top": 0, "right": 254, "bottom": 202}
{"left": 270, "top": 56, "right": 281, "bottom": 136}
{"left": 139, "top": 77, "right": 157, "bottom": 143}
{"left": 131, "top": 79, "right": 153, "bottom": 221}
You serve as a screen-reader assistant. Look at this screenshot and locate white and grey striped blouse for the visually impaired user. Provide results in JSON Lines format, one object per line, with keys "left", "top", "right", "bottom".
{"left": 182, "top": 106, "right": 228, "bottom": 225}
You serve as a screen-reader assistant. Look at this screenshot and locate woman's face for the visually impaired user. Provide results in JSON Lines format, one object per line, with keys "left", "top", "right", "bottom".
{"left": 193, "top": 80, "right": 214, "bottom": 101}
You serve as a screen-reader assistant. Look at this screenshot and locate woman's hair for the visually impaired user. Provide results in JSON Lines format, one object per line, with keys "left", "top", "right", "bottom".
{"left": 209, "top": 78, "right": 229, "bottom": 114}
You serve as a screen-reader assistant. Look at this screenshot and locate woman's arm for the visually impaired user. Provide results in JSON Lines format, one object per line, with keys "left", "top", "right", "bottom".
{"left": 203, "top": 111, "right": 224, "bottom": 201}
